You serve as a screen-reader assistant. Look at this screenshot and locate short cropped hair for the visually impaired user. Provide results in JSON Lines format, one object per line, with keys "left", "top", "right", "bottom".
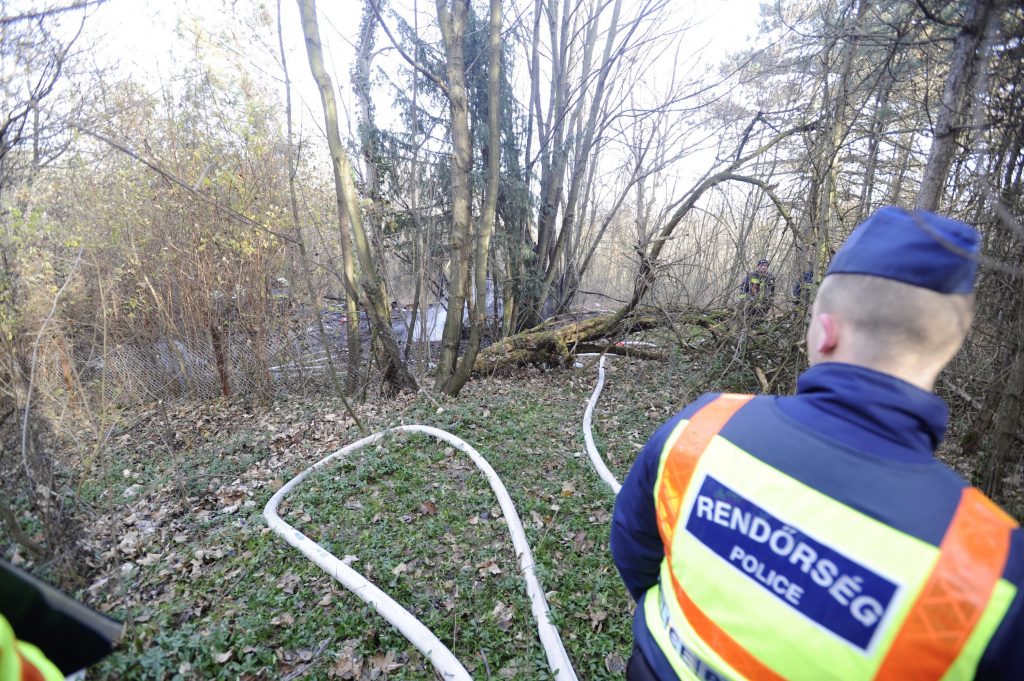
{"left": 814, "top": 274, "right": 974, "bottom": 366}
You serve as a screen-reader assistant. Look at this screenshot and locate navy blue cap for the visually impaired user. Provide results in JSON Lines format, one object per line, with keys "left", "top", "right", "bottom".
{"left": 825, "top": 206, "right": 979, "bottom": 294}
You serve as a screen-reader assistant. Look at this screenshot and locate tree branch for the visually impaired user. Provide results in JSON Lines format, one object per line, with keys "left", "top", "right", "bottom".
{"left": 0, "top": 0, "right": 105, "bottom": 26}
{"left": 368, "top": 0, "right": 449, "bottom": 96}
{"left": 912, "top": 0, "right": 962, "bottom": 29}
{"left": 71, "top": 124, "right": 300, "bottom": 246}
{"left": 724, "top": 174, "right": 798, "bottom": 240}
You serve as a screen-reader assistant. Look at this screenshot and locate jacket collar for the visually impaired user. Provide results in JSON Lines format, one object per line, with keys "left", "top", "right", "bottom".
{"left": 778, "top": 362, "right": 948, "bottom": 462}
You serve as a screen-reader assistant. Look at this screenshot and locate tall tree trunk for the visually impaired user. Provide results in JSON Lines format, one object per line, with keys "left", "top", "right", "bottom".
{"left": 916, "top": 0, "right": 1000, "bottom": 211}
{"left": 276, "top": 0, "right": 363, "bottom": 431}
{"left": 434, "top": 0, "right": 473, "bottom": 389}
{"left": 297, "top": 0, "right": 416, "bottom": 394}
{"left": 296, "top": 0, "right": 362, "bottom": 393}
{"left": 806, "top": 0, "right": 868, "bottom": 270}
{"left": 535, "top": 0, "right": 571, "bottom": 268}
{"left": 355, "top": 1, "right": 384, "bottom": 253}
{"left": 517, "top": 0, "right": 576, "bottom": 330}
{"left": 537, "top": 0, "right": 622, "bottom": 314}
{"left": 442, "top": 0, "right": 502, "bottom": 396}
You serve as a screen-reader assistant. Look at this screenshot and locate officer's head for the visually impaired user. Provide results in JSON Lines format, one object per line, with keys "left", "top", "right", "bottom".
{"left": 807, "top": 207, "right": 978, "bottom": 391}
{"left": 757, "top": 259, "right": 769, "bottom": 275}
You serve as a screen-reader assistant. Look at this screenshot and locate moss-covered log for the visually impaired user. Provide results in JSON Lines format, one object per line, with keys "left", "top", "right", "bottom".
{"left": 473, "top": 307, "right": 727, "bottom": 374}
{"left": 575, "top": 343, "right": 668, "bottom": 361}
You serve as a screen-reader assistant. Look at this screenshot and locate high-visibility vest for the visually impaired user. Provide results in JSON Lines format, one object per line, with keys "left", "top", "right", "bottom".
{"left": 740, "top": 274, "right": 774, "bottom": 301}
{"left": 646, "top": 394, "right": 1019, "bottom": 681}
{"left": 0, "top": 616, "right": 63, "bottom": 681}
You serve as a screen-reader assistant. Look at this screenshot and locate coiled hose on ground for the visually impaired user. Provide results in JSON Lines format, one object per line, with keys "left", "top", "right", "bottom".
{"left": 263, "top": 353, "right": 638, "bottom": 678}
{"left": 264, "top": 425, "right": 578, "bottom": 681}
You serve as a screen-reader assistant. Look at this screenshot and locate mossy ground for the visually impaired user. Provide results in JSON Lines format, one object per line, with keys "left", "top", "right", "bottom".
{"left": 71, "top": 331, "right": 717, "bottom": 680}
{"left": 10, "top": 319, "right": 1013, "bottom": 679}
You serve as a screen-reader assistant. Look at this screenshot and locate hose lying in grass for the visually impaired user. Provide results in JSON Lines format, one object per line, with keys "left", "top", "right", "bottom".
{"left": 263, "top": 425, "right": 579, "bottom": 681}
{"left": 581, "top": 355, "right": 622, "bottom": 495}
{"left": 580, "top": 341, "right": 659, "bottom": 494}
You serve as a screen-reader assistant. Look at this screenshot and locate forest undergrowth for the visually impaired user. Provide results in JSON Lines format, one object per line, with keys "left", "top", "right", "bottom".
{"left": 3, "top": 317, "right": 1017, "bottom": 680}
{"left": 78, "top": 353, "right": 682, "bottom": 680}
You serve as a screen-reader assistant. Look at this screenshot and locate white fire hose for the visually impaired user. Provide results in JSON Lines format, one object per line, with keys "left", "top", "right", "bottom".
{"left": 263, "top": 425, "right": 578, "bottom": 681}
{"left": 580, "top": 342, "right": 658, "bottom": 495}
{"left": 581, "top": 355, "right": 622, "bottom": 495}
{"left": 264, "top": 347, "right": 654, "bottom": 677}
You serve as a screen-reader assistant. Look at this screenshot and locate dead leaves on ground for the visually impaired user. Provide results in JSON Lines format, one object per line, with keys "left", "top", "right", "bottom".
{"left": 67, "top": 364, "right": 644, "bottom": 678}
{"left": 327, "top": 642, "right": 406, "bottom": 680}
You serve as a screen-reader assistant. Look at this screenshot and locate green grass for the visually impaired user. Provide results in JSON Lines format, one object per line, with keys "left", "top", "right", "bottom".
{"left": 9, "top": 318, "right": 1017, "bottom": 679}
{"left": 70, "top": 345, "right": 701, "bottom": 680}
{"left": 5, "top": 320, "right": 1010, "bottom": 679}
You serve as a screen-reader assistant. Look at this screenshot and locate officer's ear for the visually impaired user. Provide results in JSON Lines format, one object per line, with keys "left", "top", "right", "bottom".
{"left": 810, "top": 312, "right": 840, "bottom": 356}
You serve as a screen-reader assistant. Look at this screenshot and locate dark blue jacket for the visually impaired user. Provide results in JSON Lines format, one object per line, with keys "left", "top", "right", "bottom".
{"left": 610, "top": 362, "right": 1024, "bottom": 680}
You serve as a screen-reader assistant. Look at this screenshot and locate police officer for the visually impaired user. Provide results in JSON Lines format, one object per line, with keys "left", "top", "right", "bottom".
{"left": 739, "top": 259, "right": 775, "bottom": 317}
{"left": 791, "top": 270, "right": 814, "bottom": 307}
{"left": 611, "top": 206, "right": 1023, "bottom": 680}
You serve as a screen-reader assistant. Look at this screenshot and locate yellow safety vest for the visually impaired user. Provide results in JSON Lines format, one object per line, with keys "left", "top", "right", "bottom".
{"left": 0, "top": 616, "right": 63, "bottom": 681}
{"left": 645, "top": 394, "right": 1018, "bottom": 680}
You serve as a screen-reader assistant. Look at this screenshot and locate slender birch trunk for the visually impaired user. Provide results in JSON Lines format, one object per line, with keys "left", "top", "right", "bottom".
{"left": 296, "top": 0, "right": 415, "bottom": 394}
{"left": 443, "top": 0, "right": 502, "bottom": 395}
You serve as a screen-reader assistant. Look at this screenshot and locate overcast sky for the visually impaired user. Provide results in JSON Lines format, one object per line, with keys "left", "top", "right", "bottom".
{"left": 76, "top": 0, "right": 764, "bottom": 200}
{"left": 85, "top": 0, "right": 760, "bottom": 122}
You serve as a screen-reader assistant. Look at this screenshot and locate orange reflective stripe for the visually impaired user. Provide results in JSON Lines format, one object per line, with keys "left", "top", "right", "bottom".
{"left": 666, "top": 572, "right": 786, "bottom": 681}
{"left": 656, "top": 395, "right": 788, "bottom": 681}
{"left": 875, "top": 488, "right": 1016, "bottom": 681}
{"left": 18, "top": 652, "right": 45, "bottom": 681}
{"left": 655, "top": 394, "right": 753, "bottom": 548}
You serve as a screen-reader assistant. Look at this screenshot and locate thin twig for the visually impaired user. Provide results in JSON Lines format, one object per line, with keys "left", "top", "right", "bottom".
{"left": 281, "top": 637, "right": 332, "bottom": 681}
{"left": 21, "top": 246, "right": 83, "bottom": 482}
{"left": 69, "top": 123, "right": 299, "bottom": 246}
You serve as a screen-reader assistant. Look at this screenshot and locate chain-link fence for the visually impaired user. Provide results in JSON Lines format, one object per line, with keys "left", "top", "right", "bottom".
{"left": 29, "top": 307, "right": 361, "bottom": 408}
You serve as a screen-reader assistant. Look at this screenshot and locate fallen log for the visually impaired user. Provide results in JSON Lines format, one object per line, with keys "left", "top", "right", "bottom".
{"left": 473, "top": 307, "right": 728, "bottom": 374}
{"left": 575, "top": 343, "right": 668, "bottom": 361}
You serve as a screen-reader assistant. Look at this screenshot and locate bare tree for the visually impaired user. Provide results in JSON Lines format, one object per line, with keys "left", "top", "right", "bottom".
{"left": 441, "top": 0, "right": 502, "bottom": 396}
{"left": 917, "top": 0, "right": 1003, "bottom": 211}
{"left": 296, "top": 0, "right": 416, "bottom": 394}
{"left": 432, "top": 0, "right": 474, "bottom": 391}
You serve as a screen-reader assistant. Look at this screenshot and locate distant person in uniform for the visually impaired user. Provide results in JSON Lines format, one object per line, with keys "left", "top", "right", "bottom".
{"left": 792, "top": 270, "right": 814, "bottom": 307}
{"left": 611, "top": 206, "right": 1023, "bottom": 680}
{"left": 739, "top": 259, "right": 775, "bottom": 317}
